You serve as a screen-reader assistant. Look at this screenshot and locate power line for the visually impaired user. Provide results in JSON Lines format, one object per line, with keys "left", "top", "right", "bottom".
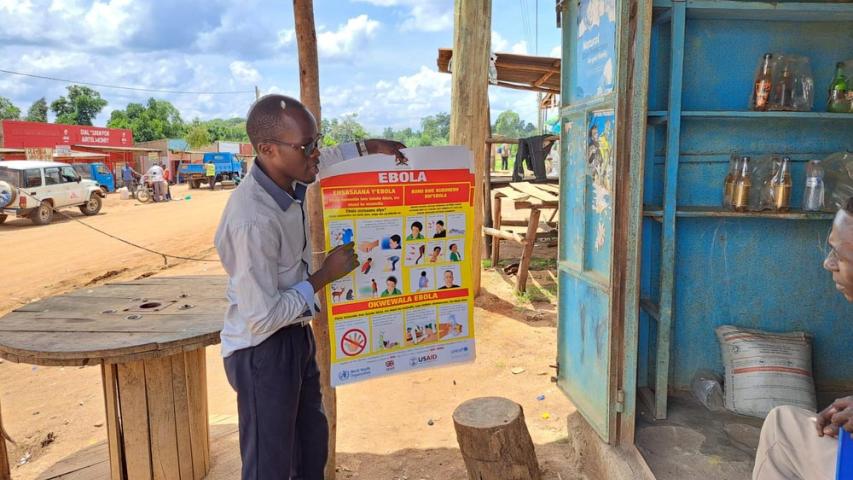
{"left": 0, "top": 68, "right": 254, "bottom": 96}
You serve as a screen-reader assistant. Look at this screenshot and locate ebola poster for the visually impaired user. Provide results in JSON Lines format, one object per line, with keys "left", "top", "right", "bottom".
{"left": 319, "top": 146, "right": 476, "bottom": 386}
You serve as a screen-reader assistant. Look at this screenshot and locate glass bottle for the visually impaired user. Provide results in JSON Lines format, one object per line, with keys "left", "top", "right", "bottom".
{"left": 772, "top": 64, "right": 794, "bottom": 111}
{"left": 771, "top": 157, "right": 792, "bottom": 212}
{"left": 752, "top": 54, "right": 774, "bottom": 111}
{"left": 828, "top": 62, "right": 849, "bottom": 113}
{"left": 733, "top": 156, "right": 751, "bottom": 212}
{"left": 722, "top": 155, "right": 741, "bottom": 208}
{"left": 803, "top": 160, "right": 825, "bottom": 212}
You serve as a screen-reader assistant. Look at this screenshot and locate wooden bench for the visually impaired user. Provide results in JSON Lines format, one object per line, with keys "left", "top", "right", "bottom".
{"left": 485, "top": 182, "right": 559, "bottom": 292}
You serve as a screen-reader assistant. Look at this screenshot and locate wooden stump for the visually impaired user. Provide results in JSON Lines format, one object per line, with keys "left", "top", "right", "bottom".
{"left": 0, "top": 397, "right": 9, "bottom": 480}
{"left": 453, "top": 397, "right": 541, "bottom": 480}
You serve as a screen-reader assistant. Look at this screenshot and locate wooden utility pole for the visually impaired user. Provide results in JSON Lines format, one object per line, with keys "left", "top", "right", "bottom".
{"left": 292, "top": 1, "right": 336, "bottom": 478}
{"left": 449, "top": 0, "right": 491, "bottom": 296}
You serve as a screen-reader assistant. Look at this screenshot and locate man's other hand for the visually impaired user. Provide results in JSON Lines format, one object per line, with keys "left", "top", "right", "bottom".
{"left": 817, "top": 395, "right": 853, "bottom": 437}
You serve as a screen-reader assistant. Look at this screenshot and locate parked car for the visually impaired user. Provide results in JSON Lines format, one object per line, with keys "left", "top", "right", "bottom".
{"left": 71, "top": 162, "right": 116, "bottom": 193}
{"left": 0, "top": 160, "right": 105, "bottom": 225}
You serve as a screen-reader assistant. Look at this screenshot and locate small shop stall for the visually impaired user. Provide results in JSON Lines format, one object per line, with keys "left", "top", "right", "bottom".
{"left": 552, "top": 0, "right": 853, "bottom": 478}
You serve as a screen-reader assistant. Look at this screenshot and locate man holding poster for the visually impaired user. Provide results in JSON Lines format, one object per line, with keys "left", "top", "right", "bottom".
{"left": 216, "top": 94, "right": 408, "bottom": 480}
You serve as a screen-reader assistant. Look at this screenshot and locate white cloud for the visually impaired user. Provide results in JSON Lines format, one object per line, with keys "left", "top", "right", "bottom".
{"left": 355, "top": 0, "right": 452, "bottom": 32}
{"left": 492, "top": 31, "right": 508, "bottom": 52}
{"left": 277, "top": 28, "right": 295, "bottom": 47}
{"left": 510, "top": 41, "right": 528, "bottom": 55}
{"left": 229, "top": 61, "right": 261, "bottom": 84}
{"left": 549, "top": 45, "right": 561, "bottom": 58}
{"left": 317, "top": 15, "right": 380, "bottom": 59}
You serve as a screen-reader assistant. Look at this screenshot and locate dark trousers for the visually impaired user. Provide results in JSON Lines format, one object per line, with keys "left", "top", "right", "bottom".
{"left": 501, "top": 155, "right": 509, "bottom": 170}
{"left": 224, "top": 324, "right": 328, "bottom": 480}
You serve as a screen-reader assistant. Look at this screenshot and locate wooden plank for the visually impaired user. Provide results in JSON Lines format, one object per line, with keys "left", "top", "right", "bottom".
{"left": 36, "top": 443, "right": 110, "bottom": 480}
{"left": 117, "top": 361, "right": 152, "bottom": 480}
{"left": 656, "top": 1, "right": 687, "bottom": 421}
{"left": 101, "top": 363, "right": 125, "bottom": 480}
{"left": 143, "top": 356, "right": 181, "bottom": 480}
{"left": 491, "top": 194, "right": 502, "bottom": 266}
{"left": 516, "top": 208, "right": 542, "bottom": 293}
{"left": 184, "top": 349, "right": 209, "bottom": 477}
{"left": 170, "top": 355, "right": 194, "bottom": 480}
{"left": 483, "top": 227, "right": 526, "bottom": 245}
{"left": 537, "top": 184, "right": 561, "bottom": 195}
{"left": 509, "top": 182, "right": 560, "bottom": 206}
{"left": 493, "top": 186, "right": 528, "bottom": 201}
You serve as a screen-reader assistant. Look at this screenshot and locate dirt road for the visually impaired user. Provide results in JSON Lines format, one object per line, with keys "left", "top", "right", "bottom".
{"left": 0, "top": 185, "right": 581, "bottom": 479}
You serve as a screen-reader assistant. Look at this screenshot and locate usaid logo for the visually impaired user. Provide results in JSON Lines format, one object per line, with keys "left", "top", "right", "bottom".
{"left": 410, "top": 353, "right": 438, "bottom": 367}
{"left": 338, "top": 370, "right": 350, "bottom": 382}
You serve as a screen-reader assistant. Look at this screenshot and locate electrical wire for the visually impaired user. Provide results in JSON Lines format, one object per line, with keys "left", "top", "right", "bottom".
{"left": 0, "top": 68, "right": 253, "bottom": 95}
{"left": 15, "top": 189, "right": 220, "bottom": 266}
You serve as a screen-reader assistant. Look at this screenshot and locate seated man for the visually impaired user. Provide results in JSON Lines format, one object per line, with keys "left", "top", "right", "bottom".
{"left": 754, "top": 197, "right": 853, "bottom": 480}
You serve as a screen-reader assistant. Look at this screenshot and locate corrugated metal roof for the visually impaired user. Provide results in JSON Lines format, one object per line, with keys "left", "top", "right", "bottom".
{"left": 437, "top": 48, "right": 560, "bottom": 94}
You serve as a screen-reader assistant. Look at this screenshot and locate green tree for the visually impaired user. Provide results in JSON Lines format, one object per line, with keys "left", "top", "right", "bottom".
{"left": 321, "top": 114, "right": 368, "bottom": 146}
{"left": 0, "top": 97, "right": 21, "bottom": 120}
{"left": 25, "top": 97, "right": 48, "bottom": 122}
{"left": 200, "top": 117, "right": 248, "bottom": 143}
{"left": 494, "top": 110, "right": 531, "bottom": 139}
{"left": 107, "top": 98, "right": 185, "bottom": 142}
{"left": 184, "top": 123, "right": 211, "bottom": 150}
{"left": 50, "top": 85, "right": 108, "bottom": 125}
{"left": 419, "top": 112, "right": 450, "bottom": 146}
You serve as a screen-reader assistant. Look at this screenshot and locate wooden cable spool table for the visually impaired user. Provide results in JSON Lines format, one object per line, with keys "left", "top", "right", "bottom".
{"left": 0, "top": 276, "right": 226, "bottom": 480}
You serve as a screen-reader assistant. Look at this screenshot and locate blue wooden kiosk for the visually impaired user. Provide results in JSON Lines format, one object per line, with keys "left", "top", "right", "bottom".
{"left": 554, "top": 0, "right": 853, "bottom": 477}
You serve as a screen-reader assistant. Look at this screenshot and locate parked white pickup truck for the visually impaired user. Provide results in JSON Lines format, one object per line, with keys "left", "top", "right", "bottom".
{"left": 0, "top": 160, "right": 105, "bottom": 225}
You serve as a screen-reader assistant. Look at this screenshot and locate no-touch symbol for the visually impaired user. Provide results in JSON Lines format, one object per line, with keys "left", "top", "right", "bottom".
{"left": 341, "top": 328, "right": 367, "bottom": 356}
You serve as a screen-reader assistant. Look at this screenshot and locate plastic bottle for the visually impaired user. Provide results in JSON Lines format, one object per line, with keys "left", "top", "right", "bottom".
{"left": 803, "top": 160, "right": 826, "bottom": 212}
{"left": 733, "top": 156, "right": 752, "bottom": 212}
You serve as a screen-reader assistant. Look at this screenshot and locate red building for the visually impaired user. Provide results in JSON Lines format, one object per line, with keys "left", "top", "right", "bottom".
{"left": 0, "top": 120, "right": 159, "bottom": 177}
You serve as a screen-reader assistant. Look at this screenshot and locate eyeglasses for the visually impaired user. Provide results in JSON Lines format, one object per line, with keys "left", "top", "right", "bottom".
{"left": 261, "top": 135, "right": 323, "bottom": 157}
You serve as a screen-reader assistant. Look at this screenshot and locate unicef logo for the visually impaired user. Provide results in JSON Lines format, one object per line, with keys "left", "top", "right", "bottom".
{"left": 338, "top": 370, "right": 350, "bottom": 382}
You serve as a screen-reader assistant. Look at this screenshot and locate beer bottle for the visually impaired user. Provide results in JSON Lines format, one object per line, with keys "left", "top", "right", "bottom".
{"left": 827, "top": 62, "right": 848, "bottom": 113}
{"left": 752, "top": 54, "right": 774, "bottom": 111}
{"left": 733, "top": 156, "right": 752, "bottom": 212}
{"left": 772, "top": 157, "right": 792, "bottom": 212}
{"left": 722, "top": 154, "right": 741, "bottom": 208}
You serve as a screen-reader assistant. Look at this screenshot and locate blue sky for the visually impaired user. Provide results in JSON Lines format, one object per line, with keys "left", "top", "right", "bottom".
{"left": 0, "top": 0, "right": 561, "bottom": 133}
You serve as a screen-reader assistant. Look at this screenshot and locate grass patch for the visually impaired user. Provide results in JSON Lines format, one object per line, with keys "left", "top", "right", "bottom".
{"left": 526, "top": 285, "right": 549, "bottom": 303}
{"left": 481, "top": 259, "right": 493, "bottom": 269}
{"left": 528, "top": 257, "right": 557, "bottom": 271}
{"left": 515, "top": 290, "right": 532, "bottom": 304}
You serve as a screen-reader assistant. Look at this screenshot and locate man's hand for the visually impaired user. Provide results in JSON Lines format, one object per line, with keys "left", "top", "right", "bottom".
{"left": 358, "top": 239, "right": 379, "bottom": 253}
{"left": 817, "top": 396, "right": 853, "bottom": 437}
{"left": 309, "top": 242, "right": 359, "bottom": 292}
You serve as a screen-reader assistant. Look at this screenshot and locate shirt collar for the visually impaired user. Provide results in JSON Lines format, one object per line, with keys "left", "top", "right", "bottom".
{"left": 252, "top": 157, "right": 307, "bottom": 211}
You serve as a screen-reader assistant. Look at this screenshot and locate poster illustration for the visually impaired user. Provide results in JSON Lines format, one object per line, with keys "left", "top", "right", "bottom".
{"left": 319, "top": 147, "right": 477, "bottom": 386}
{"left": 587, "top": 110, "right": 615, "bottom": 260}
{"left": 575, "top": 0, "right": 617, "bottom": 100}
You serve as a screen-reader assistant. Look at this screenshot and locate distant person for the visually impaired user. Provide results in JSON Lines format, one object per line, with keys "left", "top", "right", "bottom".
{"left": 433, "top": 220, "right": 446, "bottom": 238}
{"left": 205, "top": 161, "right": 216, "bottom": 190}
{"left": 499, "top": 143, "right": 510, "bottom": 170}
{"left": 122, "top": 164, "right": 139, "bottom": 192}
{"left": 145, "top": 162, "right": 166, "bottom": 202}
{"left": 418, "top": 271, "right": 429, "bottom": 291}
{"left": 449, "top": 243, "right": 462, "bottom": 262}
{"left": 438, "top": 270, "right": 460, "bottom": 290}
{"left": 381, "top": 276, "right": 401, "bottom": 297}
{"left": 407, "top": 221, "right": 424, "bottom": 240}
{"left": 429, "top": 246, "right": 442, "bottom": 263}
{"left": 753, "top": 198, "right": 853, "bottom": 480}
{"left": 162, "top": 163, "right": 172, "bottom": 200}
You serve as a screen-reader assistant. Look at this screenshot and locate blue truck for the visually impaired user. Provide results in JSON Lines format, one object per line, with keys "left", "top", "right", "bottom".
{"left": 71, "top": 162, "right": 116, "bottom": 193}
{"left": 179, "top": 152, "right": 244, "bottom": 189}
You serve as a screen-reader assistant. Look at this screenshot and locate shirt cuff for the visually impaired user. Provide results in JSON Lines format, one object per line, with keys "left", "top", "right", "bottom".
{"left": 292, "top": 280, "right": 316, "bottom": 313}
